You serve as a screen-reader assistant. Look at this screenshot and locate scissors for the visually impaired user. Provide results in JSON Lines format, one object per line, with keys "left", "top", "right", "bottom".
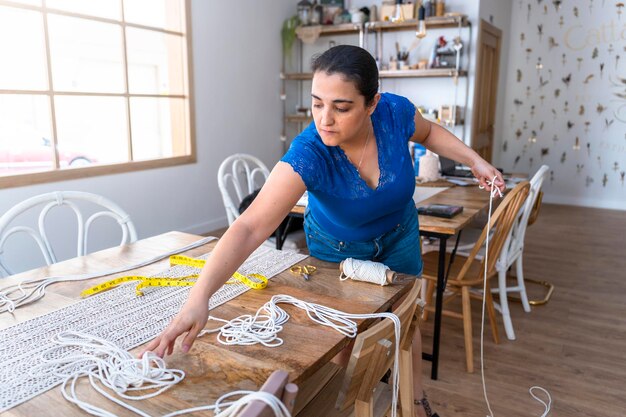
{"left": 290, "top": 265, "right": 317, "bottom": 281}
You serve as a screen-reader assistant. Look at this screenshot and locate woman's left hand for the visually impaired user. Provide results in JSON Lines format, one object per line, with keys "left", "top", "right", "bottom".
{"left": 470, "top": 159, "right": 506, "bottom": 195}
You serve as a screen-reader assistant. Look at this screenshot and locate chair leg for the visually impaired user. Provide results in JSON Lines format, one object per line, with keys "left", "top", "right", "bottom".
{"left": 484, "top": 281, "right": 500, "bottom": 345}
{"left": 498, "top": 268, "right": 516, "bottom": 341}
{"left": 422, "top": 280, "right": 435, "bottom": 322}
{"left": 399, "top": 343, "right": 414, "bottom": 417}
{"left": 461, "top": 287, "right": 474, "bottom": 373}
{"left": 516, "top": 256, "right": 532, "bottom": 313}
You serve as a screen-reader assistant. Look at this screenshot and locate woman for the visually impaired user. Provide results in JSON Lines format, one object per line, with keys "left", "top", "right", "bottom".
{"left": 143, "top": 45, "right": 505, "bottom": 417}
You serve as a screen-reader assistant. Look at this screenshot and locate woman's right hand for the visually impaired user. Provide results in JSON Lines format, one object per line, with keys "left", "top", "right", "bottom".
{"left": 140, "top": 294, "right": 209, "bottom": 358}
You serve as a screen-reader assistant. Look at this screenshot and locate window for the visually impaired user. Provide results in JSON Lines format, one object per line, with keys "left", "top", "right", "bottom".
{"left": 0, "top": 0, "right": 194, "bottom": 187}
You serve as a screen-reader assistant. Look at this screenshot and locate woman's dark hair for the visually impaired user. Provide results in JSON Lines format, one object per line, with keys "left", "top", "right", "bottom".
{"left": 311, "top": 45, "right": 379, "bottom": 107}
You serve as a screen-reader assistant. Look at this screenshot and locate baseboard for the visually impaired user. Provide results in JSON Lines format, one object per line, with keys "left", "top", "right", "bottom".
{"left": 542, "top": 195, "right": 626, "bottom": 211}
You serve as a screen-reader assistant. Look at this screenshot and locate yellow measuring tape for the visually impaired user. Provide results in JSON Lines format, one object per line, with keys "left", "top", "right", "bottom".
{"left": 80, "top": 255, "right": 268, "bottom": 298}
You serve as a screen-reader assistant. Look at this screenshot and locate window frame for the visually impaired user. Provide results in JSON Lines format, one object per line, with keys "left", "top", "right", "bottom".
{"left": 0, "top": 0, "right": 196, "bottom": 188}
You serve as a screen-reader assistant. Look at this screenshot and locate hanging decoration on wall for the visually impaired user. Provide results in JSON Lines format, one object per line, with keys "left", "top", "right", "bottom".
{"left": 540, "top": 121, "right": 545, "bottom": 130}
{"left": 589, "top": 0, "right": 594, "bottom": 13}
{"left": 567, "top": 120, "right": 574, "bottom": 130}
{"left": 573, "top": 6, "right": 579, "bottom": 17}
{"left": 526, "top": 48, "right": 533, "bottom": 62}
{"left": 555, "top": 88, "right": 561, "bottom": 98}
{"left": 615, "top": 54, "right": 620, "bottom": 69}
{"left": 548, "top": 69, "right": 553, "bottom": 79}
{"left": 536, "top": 57, "right": 543, "bottom": 70}
{"left": 552, "top": 108, "right": 557, "bottom": 118}
{"left": 540, "top": 95, "right": 546, "bottom": 104}
{"left": 553, "top": 134, "right": 559, "bottom": 142}
{"left": 576, "top": 164, "right": 584, "bottom": 174}
{"left": 574, "top": 137, "right": 581, "bottom": 150}
{"left": 616, "top": 2, "right": 624, "bottom": 19}
{"left": 562, "top": 73, "right": 571, "bottom": 87}
{"left": 592, "top": 47, "right": 599, "bottom": 59}
{"left": 602, "top": 173, "right": 608, "bottom": 186}
{"left": 598, "top": 155, "right": 602, "bottom": 168}
{"left": 577, "top": 57, "right": 584, "bottom": 70}
{"left": 520, "top": 32, "right": 525, "bottom": 45}
{"left": 550, "top": 170, "right": 555, "bottom": 183}
{"left": 608, "top": 44, "right": 614, "bottom": 55}
{"left": 579, "top": 105, "right": 585, "bottom": 115}
{"left": 585, "top": 121, "right": 591, "bottom": 133}
{"left": 600, "top": 63, "right": 605, "bottom": 78}
{"left": 531, "top": 105, "right": 536, "bottom": 117}
{"left": 517, "top": 69, "right": 523, "bottom": 82}
{"left": 549, "top": 37, "right": 559, "bottom": 50}
{"left": 537, "top": 24, "right": 544, "bottom": 41}
{"left": 511, "top": 113, "right": 516, "bottom": 125}
{"left": 620, "top": 171, "right": 625, "bottom": 186}
{"left": 561, "top": 151, "right": 567, "bottom": 163}
{"left": 514, "top": 155, "right": 521, "bottom": 166}
{"left": 527, "top": 85, "right": 532, "bottom": 97}
{"left": 565, "top": 101, "right": 570, "bottom": 112}
{"left": 562, "top": 53, "right": 567, "bottom": 65}
{"left": 528, "top": 3, "right": 532, "bottom": 22}
{"left": 552, "top": 0, "right": 562, "bottom": 12}
{"left": 529, "top": 130, "right": 538, "bottom": 142}
{"left": 523, "top": 120, "right": 528, "bottom": 130}
{"left": 584, "top": 74, "right": 594, "bottom": 83}
{"left": 587, "top": 142, "right": 591, "bottom": 156}
{"left": 605, "top": 118, "right": 614, "bottom": 129}
{"left": 586, "top": 176, "right": 594, "bottom": 187}
{"left": 523, "top": 144, "right": 529, "bottom": 155}
{"left": 514, "top": 98, "right": 524, "bottom": 109}
{"left": 503, "top": 141, "right": 508, "bottom": 152}
{"left": 539, "top": 76, "right": 549, "bottom": 88}
{"left": 597, "top": 103, "right": 607, "bottom": 114}
{"left": 516, "top": 128, "right": 523, "bottom": 139}
{"left": 613, "top": 161, "right": 620, "bottom": 171}
{"left": 541, "top": 148, "right": 550, "bottom": 158}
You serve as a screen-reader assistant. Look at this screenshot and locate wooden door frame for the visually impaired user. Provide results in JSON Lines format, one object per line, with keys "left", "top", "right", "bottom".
{"left": 471, "top": 19, "right": 503, "bottom": 163}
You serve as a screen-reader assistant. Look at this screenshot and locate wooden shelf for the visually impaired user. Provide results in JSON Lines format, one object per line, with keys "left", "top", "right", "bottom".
{"left": 294, "top": 15, "right": 468, "bottom": 37}
{"left": 379, "top": 69, "right": 466, "bottom": 78}
{"left": 285, "top": 115, "right": 313, "bottom": 123}
{"left": 282, "top": 69, "right": 466, "bottom": 80}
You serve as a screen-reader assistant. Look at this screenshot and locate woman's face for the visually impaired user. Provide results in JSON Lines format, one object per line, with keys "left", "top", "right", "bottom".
{"left": 311, "top": 71, "right": 378, "bottom": 147}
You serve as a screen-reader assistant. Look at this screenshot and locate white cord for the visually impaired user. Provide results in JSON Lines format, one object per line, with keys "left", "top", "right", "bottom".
{"left": 0, "top": 236, "right": 217, "bottom": 314}
{"left": 199, "top": 294, "right": 402, "bottom": 417}
{"left": 339, "top": 258, "right": 389, "bottom": 285}
{"left": 37, "top": 330, "right": 291, "bottom": 417}
{"left": 479, "top": 177, "right": 551, "bottom": 417}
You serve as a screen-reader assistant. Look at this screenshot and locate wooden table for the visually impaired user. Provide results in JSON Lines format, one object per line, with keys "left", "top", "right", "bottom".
{"left": 280, "top": 185, "right": 494, "bottom": 380}
{"left": 0, "top": 231, "right": 415, "bottom": 416}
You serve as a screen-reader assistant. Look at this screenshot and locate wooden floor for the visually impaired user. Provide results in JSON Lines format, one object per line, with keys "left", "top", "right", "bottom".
{"left": 208, "top": 204, "right": 626, "bottom": 416}
{"left": 420, "top": 204, "right": 626, "bottom": 417}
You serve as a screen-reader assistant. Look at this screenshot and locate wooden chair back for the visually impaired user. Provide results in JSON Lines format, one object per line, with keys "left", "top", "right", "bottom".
{"left": 239, "top": 370, "right": 298, "bottom": 417}
{"left": 453, "top": 182, "right": 531, "bottom": 283}
{"left": 335, "top": 279, "right": 422, "bottom": 416}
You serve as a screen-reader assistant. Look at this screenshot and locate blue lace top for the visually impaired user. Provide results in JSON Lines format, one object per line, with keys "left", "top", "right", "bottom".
{"left": 280, "top": 92, "right": 417, "bottom": 241}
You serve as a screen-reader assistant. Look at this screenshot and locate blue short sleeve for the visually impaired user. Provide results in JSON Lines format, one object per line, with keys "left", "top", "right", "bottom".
{"left": 386, "top": 93, "right": 416, "bottom": 141}
{"left": 280, "top": 125, "right": 324, "bottom": 191}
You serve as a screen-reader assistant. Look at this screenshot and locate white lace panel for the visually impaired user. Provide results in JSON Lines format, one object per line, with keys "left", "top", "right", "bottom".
{"left": 0, "top": 246, "right": 308, "bottom": 413}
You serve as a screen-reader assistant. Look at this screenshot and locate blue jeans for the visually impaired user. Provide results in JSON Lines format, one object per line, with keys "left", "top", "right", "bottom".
{"left": 304, "top": 204, "right": 423, "bottom": 276}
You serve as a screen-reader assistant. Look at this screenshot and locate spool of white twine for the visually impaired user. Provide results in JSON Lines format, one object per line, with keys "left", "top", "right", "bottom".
{"left": 418, "top": 150, "right": 440, "bottom": 182}
{"left": 339, "top": 258, "right": 397, "bottom": 286}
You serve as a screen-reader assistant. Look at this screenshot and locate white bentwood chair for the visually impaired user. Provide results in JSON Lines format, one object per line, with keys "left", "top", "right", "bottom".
{"left": 0, "top": 191, "right": 137, "bottom": 277}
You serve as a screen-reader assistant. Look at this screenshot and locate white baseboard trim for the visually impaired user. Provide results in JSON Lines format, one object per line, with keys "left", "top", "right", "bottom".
{"left": 543, "top": 195, "right": 626, "bottom": 211}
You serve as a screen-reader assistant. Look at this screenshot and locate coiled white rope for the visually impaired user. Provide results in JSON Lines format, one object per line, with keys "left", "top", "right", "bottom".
{"left": 36, "top": 330, "right": 291, "bottom": 417}
{"left": 339, "top": 258, "right": 392, "bottom": 286}
{"left": 200, "top": 294, "right": 402, "bottom": 417}
{"left": 479, "top": 177, "right": 552, "bottom": 417}
{"left": 0, "top": 236, "right": 217, "bottom": 314}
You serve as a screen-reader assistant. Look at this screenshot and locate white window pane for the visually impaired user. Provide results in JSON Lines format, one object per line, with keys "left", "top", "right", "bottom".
{"left": 55, "top": 96, "right": 129, "bottom": 166}
{"left": 0, "top": 94, "right": 53, "bottom": 175}
{"left": 123, "top": 0, "right": 184, "bottom": 33}
{"left": 126, "top": 28, "right": 185, "bottom": 95}
{"left": 130, "top": 97, "right": 187, "bottom": 160}
{"left": 48, "top": 15, "right": 125, "bottom": 93}
{"left": 47, "top": 0, "right": 121, "bottom": 20}
{"left": 0, "top": 6, "right": 48, "bottom": 90}
{"left": 7, "top": 0, "right": 41, "bottom": 5}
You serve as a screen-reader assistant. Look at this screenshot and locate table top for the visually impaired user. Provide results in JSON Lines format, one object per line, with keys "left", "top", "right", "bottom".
{"left": 1, "top": 231, "right": 415, "bottom": 417}
{"left": 290, "top": 185, "right": 493, "bottom": 237}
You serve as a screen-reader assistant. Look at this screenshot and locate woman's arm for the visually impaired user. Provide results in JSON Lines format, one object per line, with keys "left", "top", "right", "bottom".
{"left": 142, "top": 162, "right": 306, "bottom": 357}
{"left": 410, "top": 109, "right": 505, "bottom": 192}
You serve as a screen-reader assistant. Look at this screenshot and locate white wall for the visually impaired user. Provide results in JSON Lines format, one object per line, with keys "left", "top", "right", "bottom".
{"left": 0, "top": 0, "right": 294, "bottom": 273}
{"left": 494, "top": 0, "right": 626, "bottom": 210}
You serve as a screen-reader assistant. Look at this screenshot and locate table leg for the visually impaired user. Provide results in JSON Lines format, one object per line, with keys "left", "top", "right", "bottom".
{"left": 430, "top": 236, "right": 448, "bottom": 380}
{"left": 275, "top": 216, "right": 295, "bottom": 250}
